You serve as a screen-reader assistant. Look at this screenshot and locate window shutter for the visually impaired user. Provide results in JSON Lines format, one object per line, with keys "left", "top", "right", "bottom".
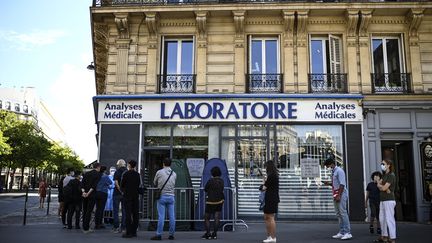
{"left": 329, "top": 35, "right": 342, "bottom": 74}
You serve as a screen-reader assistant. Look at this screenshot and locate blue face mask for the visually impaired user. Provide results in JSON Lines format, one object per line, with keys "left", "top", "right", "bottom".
{"left": 381, "top": 164, "right": 387, "bottom": 172}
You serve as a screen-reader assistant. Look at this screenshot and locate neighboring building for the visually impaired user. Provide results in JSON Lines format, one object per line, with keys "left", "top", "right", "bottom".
{"left": 90, "top": 0, "right": 432, "bottom": 222}
{"left": 0, "top": 87, "right": 66, "bottom": 189}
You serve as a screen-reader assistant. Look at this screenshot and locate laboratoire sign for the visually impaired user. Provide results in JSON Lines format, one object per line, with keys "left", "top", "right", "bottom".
{"left": 97, "top": 99, "right": 363, "bottom": 122}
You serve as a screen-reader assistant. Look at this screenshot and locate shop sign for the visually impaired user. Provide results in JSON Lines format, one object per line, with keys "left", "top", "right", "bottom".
{"left": 98, "top": 99, "right": 363, "bottom": 122}
{"left": 300, "top": 158, "right": 320, "bottom": 178}
{"left": 420, "top": 142, "right": 432, "bottom": 201}
{"left": 186, "top": 158, "right": 205, "bottom": 177}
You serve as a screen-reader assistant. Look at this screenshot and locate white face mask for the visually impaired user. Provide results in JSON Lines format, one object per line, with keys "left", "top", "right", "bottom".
{"left": 381, "top": 164, "right": 387, "bottom": 171}
{"left": 70, "top": 171, "right": 75, "bottom": 176}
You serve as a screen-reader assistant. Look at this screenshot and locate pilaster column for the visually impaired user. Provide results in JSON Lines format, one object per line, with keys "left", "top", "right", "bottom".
{"left": 283, "top": 10, "right": 295, "bottom": 93}
{"left": 346, "top": 10, "right": 360, "bottom": 93}
{"left": 233, "top": 10, "right": 246, "bottom": 93}
{"left": 145, "top": 12, "right": 159, "bottom": 93}
{"left": 296, "top": 10, "right": 309, "bottom": 93}
{"left": 358, "top": 10, "right": 373, "bottom": 94}
{"left": 114, "top": 13, "right": 131, "bottom": 93}
{"left": 195, "top": 11, "right": 208, "bottom": 93}
{"left": 407, "top": 8, "right": 425, "bottom": 93}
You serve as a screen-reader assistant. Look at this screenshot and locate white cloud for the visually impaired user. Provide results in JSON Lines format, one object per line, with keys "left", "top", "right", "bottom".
{"left": 0, "top": 29, "right": 67, "bottom": 51}
{"left": 48, "top": 56, "right": 97, "bottom": 164}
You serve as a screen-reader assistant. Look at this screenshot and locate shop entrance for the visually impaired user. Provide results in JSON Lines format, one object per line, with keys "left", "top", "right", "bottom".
{"left": 381, "top": 141, "right": 417, "bottom": 221}
{"left": 143, "top": 149, "right": 170, "bottom": 186}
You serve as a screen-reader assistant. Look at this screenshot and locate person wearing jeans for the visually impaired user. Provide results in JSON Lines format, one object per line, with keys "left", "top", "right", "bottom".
{"left": 324, "top": 158, "right": 352, "bottom": 240}
{"left": 113, "top": 159, "right": 127, "bottom": 233}
{"left": 151, "top": 158, "right": 177, "bottom": 241}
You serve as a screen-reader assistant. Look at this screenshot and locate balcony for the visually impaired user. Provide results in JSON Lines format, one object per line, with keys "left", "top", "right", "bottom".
{"left": 371, "top": 73, "right": 411, "bottom": 94}
{"left": 246, "top": 74, "right": 283, "bottom": 93}
{"left": 308, "top": 73, "right": 348, "bottom": 93}
{"left": 158, "top": 74, "right": 196, "bottom": 93}
{"left": 94, "top": 0, "right": 428, "bottom": 6}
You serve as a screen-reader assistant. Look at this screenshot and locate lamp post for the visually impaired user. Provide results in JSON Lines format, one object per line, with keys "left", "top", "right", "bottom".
{"left": 87, "top": 62, "right": 95, "bottom": 70}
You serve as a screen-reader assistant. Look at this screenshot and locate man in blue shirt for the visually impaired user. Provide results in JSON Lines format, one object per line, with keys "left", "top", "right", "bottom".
{"left": 324, "top": 158, "right": 352, "bottom": 240}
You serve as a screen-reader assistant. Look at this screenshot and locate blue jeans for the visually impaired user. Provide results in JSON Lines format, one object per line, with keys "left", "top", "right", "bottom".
{"left": 156, "top": 194, "right": 175, "bottom": 236}
{"left": 113, "top": 194, "right": 126, "bottom": 229}
{"left": 333, "top": 192, "right": 351, "bottom": 234}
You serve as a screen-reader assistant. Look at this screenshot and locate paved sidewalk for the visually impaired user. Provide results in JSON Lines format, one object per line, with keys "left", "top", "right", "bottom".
{"left": 0, "top": 221, "right": 430, "bottom": 243}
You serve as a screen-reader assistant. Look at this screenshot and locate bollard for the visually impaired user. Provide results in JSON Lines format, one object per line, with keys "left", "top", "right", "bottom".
{"left": 23, "top": 186, "right": 29, "bottom": 225}
{"left": 46, "top": 186, "right": 51, "bottom": 216}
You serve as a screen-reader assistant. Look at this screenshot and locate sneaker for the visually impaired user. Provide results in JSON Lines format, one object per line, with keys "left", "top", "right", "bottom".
{"left": 168, "top": 235, "right": 175, "bottom": 240}
{"left": 263, "top": 237, "right": 277, "bottom": 243}
{"left": 82, "top": 229, "right": 93, "bottom": 234}
{"left": 211, "top": 232, "right": 217, "bottom": 240}
{"left": 151, "top": 235, "right": 162, "bottom": 241}
{"left": 201, "top": 233, "right": 211, "bottom": 240}
{"left": 332, "top": 233, "right": 344, "bottom": 239}
{"left": 341, "top": 233, "right": 353, "bottom": 240}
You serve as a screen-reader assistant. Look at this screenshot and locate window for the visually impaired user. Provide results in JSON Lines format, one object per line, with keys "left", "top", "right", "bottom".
{"left": 249, "top": 37, "right": 279, "bottom": 74}
{"left": 309, "top": 35, "right": 346, "bottom": 93}
{"left": 23, "top": 105, "right": 28, "bottom": 113}
{"left": 14, "top": 103, "right": 20, "bottom": 112}
{"left": 5, "top": 101, "right": 11, "bottom": 110}
{"left": 0, "top": 100, "right": 2, "bottom": 109}
{"left": 310, "top": 35, "right": 342, "bottom": 74}
{"left": 162, "top": 38, "right": 194, "bottom": 76}
{"left": 372, "top": 37, "right": 403, "bottom": 75}
{"left": 371, "top": 36, "right": 408, "bottom": 92}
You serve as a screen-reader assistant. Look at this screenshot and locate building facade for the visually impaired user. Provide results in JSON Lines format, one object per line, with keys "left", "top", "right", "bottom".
{"left": 90, "top": 0, "right": 432, "bottom": 222}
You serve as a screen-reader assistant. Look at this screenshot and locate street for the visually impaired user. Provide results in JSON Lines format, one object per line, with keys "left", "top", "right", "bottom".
{"left": 0, "top": 192, "right": 431, "bottom": 243}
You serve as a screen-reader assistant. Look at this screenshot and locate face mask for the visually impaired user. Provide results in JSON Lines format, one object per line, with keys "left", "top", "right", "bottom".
{"left": 381, "top": 164, "right": 387, "bottom": 171}
{"left": 70, "top": 172, "right": 75, "bottom": 176}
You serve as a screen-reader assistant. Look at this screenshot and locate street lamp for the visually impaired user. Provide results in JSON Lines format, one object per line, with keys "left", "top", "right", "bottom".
{"left": 87, "top": 62, "right": 95, "bottom": 70}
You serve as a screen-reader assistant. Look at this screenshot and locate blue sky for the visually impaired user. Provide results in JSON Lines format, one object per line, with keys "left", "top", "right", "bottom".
{"left": 0, "top": 0, "right": 97, "bottom": 163}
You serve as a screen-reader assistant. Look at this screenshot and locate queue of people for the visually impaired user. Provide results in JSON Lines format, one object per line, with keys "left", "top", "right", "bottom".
{"left": 54, "top": 157, "right": 401, "bottom": 243}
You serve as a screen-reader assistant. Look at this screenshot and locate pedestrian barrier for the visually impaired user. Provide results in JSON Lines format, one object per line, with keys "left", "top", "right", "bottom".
{"left": 140, "top": 187, "right": 248, "bottom": 232}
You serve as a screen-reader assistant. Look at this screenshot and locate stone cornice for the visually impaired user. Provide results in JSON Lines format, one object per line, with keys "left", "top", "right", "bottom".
{"left": 407, "top": 8, "right": 425, "bottom": 38}
{"left": 233, "top": 10, "right": 245, "bottom": 39}
{"left": 160, "top": 19, "right": 195, "bottom": 27}
{"left": 296, "top": 10, "right": 309, "bottom": 42}
{"left": 145, "top": 12, "right": 159, "bottom": 38}
{"left": 195, "top": 11, "right": 208, "bottom": 41}
{"left": 283, "top": 10, "right": 295, "bottom": 36}
{"left": 359, "top": 10, "right": 373, "bottom": 37}
{"left": 346, "top": 10, "right": 359, "bottom": 37}
{"left": 114, "top": 13, "right": 129, "bottom": 39}
{"left": 245, "top": 17, "right": 282, "bottom": 25}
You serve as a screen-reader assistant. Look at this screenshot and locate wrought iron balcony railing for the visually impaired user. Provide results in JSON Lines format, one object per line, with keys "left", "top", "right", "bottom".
{"left": 158, "top": 74, "right": 196, "bottom": 93}
{"left": 308, "top": 73, "right": 348, "bottom": 93}
{"left": 371, "top": 73, "right": 411, "bottom": 94}
{"left": 246, "top": 73, "right": 283, "bottom": 93}
{"left": 93, "top": 0, "right": 427, "bottom": 7}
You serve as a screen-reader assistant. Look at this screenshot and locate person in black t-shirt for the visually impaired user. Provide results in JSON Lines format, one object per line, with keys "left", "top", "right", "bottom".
{"left": 120, "top": 160, "right": 141, "bottom": 238}
{"left": 64, "top": 171, "right": 82, "bottom": 229}
{"left": 201, "top": 166, "right": 224, "bottom": 240}
{"left": 112, "top": 159, "right": 127, "bottom": 233}
{"left": 365, "top": 171, "right": 382, "bottom": 235}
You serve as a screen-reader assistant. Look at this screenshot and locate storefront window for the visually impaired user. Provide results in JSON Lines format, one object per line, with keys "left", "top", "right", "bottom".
{"left": 144, "top": 124, "right": 171, "bottom": 146}
{"left": 172, "top": 125, "right": 209, "bottom": 165}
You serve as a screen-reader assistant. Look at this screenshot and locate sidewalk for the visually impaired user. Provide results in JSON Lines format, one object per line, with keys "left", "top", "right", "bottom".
{"left": 0, "top": 221, "right": 430, "bottom": 243}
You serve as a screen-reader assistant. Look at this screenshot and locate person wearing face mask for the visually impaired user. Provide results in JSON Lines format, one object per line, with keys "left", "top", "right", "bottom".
{"left": 365, "top": 171, "right": 382, "bottom": 235}
{"left": 323, "top": 158, "right": 352, "bottom": 240}
{"left": 374, "top": 159, "right": 397, "bottom": 243}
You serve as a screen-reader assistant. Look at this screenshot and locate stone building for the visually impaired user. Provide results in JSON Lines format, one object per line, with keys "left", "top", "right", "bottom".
{"left": 90, "top": 0, "right": 432, "bottom": 222}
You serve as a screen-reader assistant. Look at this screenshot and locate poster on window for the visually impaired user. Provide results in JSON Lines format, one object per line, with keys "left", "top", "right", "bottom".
{"left": 186, "top": 158, "right": 205, "bottom": 177}
{"left": 420, "top": 142, "right": 432, "bottom": 201}
{"left": 300, "top": 158, "right": 320, "bottom": 178}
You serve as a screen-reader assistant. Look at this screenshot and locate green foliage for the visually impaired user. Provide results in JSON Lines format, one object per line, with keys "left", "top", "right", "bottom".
{"left": 0, "top": 110, "right": 84, "bottom": 174}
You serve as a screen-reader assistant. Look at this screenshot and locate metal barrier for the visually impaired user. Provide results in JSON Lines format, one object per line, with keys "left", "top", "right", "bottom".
{"left": 141, "top": 187, "right": 248, "bottom": 232}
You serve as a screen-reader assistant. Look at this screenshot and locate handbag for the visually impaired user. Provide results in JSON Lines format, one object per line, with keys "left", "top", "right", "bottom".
{"left": 155, "top": 170, "right": 173, "bottom": 200}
